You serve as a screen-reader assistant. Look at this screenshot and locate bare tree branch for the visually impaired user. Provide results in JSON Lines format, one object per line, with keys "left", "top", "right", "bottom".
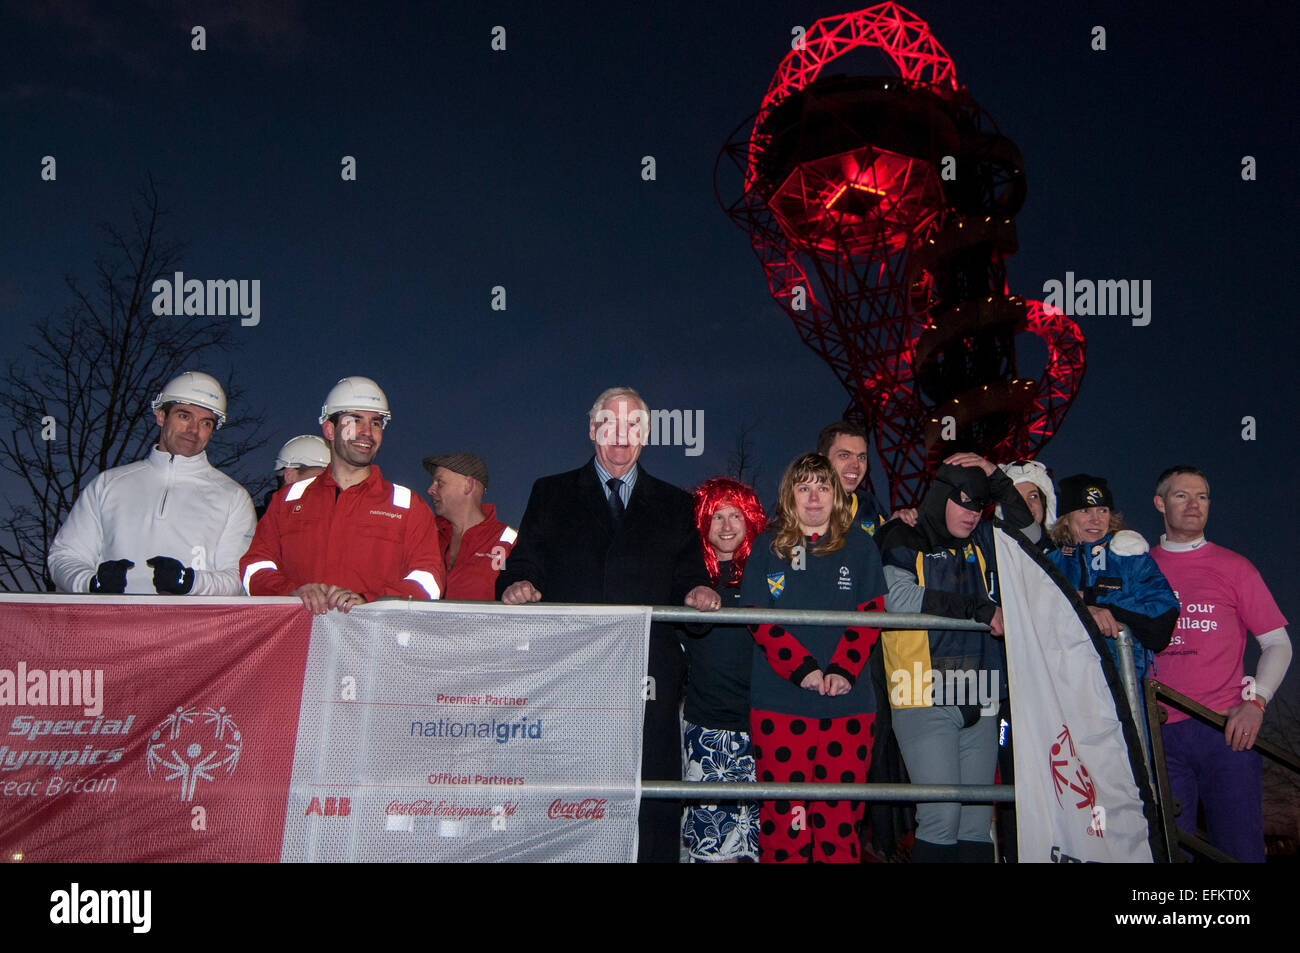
{"left": 727, "top": 418, "right": 762, "bottom": 487}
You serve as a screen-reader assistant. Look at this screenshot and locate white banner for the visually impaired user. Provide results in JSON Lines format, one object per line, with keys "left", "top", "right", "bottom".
{"left": 279, "top": 601, "right": 650, "bottom": 862}
{"left": 994, "top": 527, "right": 1160, "bottom": 863}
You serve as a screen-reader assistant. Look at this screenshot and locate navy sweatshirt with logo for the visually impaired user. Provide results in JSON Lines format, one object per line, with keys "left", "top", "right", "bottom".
{"left": 739, "top": 528, "right": 888, "bottom": 718}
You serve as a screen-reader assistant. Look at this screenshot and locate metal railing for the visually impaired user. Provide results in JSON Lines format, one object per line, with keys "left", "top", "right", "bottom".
{"left": 650, "top": 605, "right": 989, "bottom": 630}
{"left": 644, "top": 604, "right": 1009, "bottom": 806}
{"left": 1113, "top": 628, "right": 1169, "bottom": 828}
{"left": 1144, "top": 679, "right": 1300, "bottom": 863}
{"left": 646, "top": 611, "right": 1299, "bottom": 867}
{"left": 642, "top": 781, "right": 1014, "bottom": 802}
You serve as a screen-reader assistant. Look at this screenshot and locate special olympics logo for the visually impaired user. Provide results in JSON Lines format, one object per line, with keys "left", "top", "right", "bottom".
{"left": 547, "top": 797, "right": 607, "bottom": 821}
{"left": 145, "top": 705, "right": 243, "bottom": 801}
{"left": 1049, "top": 724, "right": 1101, "bottom": 838}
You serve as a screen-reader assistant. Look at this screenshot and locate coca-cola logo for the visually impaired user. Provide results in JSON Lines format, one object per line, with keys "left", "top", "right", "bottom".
{"left": 547, "top": 797, "right": 607, "bottom": 820}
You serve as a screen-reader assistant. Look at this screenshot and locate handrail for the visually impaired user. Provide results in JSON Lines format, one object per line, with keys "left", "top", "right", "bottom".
{"left": 1114, "top": 630, "right": 1159, "bottom": 812}
{"left": 641, "top": 781, "right": 1014, "bottom": 802}
{"left": 1148, "top": 679, "right": 1300, "bottom": 771}
{"left": 0, "top": 593, "right": 994, "bottom": 632}
{"left": 1145, "top": 677, "right": 1300, "bottom": 863}
{"left": 655, "top": 606, "right": 998, "bottom": 805}
{"left": 649, "top": 605, "right": 990, "bottom": 630}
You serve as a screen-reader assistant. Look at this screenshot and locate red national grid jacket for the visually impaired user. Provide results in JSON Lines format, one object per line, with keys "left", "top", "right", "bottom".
{"left": 435, "top": 504, "right": 517, "bottom": 601}
{"left": 240, "top": 465, "right": 445, "bottom": 602}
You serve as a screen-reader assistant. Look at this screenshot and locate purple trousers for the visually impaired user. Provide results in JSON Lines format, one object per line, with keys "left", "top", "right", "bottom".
{"left": 1162, "top": 716, "right": 1264, "bottom": 863}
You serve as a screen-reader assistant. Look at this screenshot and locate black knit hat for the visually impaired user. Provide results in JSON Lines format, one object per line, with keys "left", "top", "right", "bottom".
{"left": 1057, "top": 474, "right": 1114, "bottom": 516}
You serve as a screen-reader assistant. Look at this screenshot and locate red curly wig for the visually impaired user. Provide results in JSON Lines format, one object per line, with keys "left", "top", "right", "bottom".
{"left": 692, "top": 476, "right": 767, "bottom": 586}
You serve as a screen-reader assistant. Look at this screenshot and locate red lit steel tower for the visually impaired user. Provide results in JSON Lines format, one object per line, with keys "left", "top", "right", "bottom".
{"left": 717, "top": 3, "right": 1086, "bottom": 506}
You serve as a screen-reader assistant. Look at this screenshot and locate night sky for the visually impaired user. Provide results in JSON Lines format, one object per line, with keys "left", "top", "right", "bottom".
{"left": 3, "top": 0, "right": 1296, "bottom": 657}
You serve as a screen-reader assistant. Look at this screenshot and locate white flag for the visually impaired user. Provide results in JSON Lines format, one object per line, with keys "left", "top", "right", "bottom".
{"left": 994, "top": 526, "right": 1161, "bottom": 862}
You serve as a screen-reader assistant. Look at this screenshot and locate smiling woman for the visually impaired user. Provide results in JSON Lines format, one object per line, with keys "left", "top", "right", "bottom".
{"left": 1044, "top": 473, "right": 1180, "bottom": 778}
{"left": 1046, "top": 474, "right": 1179, "bottom": 666}
{"left": 1048, "top": 475, "right": 1128, "bottom": 548}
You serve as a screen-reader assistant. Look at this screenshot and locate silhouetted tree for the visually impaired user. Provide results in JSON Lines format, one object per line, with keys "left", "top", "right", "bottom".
{"left": 727, "top": 418, "right": 762, "bottom": 487}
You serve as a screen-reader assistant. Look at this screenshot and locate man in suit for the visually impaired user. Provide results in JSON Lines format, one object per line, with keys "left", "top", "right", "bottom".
{"left": 497, "top": 386, "right": 720, "bottom": 862}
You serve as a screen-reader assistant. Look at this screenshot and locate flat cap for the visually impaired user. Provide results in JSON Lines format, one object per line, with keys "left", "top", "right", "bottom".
{"left": 422, "top": 452, "right": 489, "bottom": 490}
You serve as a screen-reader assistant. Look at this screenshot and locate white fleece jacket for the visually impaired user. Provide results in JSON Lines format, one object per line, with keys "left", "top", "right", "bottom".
{"left": 48, "top": 447, "right": 256, "bottom": 595}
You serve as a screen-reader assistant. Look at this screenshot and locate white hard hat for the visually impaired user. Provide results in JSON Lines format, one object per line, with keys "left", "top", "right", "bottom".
{"left": 150, "top": 371, "right": 228, "bottom": 429}
{"left": 273, "top": 434, "right": 331, "bottom": 472}
{"left": 319, "top": 376, "right": 391, "bottom": 426}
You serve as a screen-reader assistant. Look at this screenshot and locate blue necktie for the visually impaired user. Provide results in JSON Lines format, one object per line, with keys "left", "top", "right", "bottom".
{"left": 606, "top": 477, "right": 625, "bottom": 526}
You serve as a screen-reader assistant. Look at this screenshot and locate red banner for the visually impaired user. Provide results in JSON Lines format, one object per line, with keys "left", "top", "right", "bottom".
{"left": 0, "top": 596, "right": 311, "bottom": 861}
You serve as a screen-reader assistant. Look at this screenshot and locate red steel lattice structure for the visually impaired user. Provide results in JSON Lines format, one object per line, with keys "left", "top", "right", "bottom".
{"left": 718, "top": 2, "right": 1086, "bottom": 506}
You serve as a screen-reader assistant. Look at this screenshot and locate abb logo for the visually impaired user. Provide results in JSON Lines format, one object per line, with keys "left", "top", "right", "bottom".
{"left": 305, "top": 796, "right": 351, "bottom": 817}
{"left": 547, "top": 797, "right": 607, "bottom": 820}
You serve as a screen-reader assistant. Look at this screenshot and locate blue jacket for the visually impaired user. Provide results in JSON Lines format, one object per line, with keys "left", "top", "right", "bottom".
{"left": 1047, "top": 533, "right": 1179, "bottom": 678}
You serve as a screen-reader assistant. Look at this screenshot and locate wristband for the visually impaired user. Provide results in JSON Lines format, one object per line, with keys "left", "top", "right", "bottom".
{"left": 1248, "top": 697, "right": 1266, "bottom": 714}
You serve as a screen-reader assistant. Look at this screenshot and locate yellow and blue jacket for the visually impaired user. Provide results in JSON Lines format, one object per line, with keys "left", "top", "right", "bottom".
{"left": 876, "top": 520, "right": 1004, "bottom": 710}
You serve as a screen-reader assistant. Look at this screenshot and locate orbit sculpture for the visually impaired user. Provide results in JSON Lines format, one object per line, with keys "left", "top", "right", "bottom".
{"left": 717, "top": 2, "right": 1086, "bottom": 506}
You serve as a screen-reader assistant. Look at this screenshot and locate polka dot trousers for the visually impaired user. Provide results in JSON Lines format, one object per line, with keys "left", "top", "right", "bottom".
{"left": 750, "top": 710, "right": 875, "bottom": 863}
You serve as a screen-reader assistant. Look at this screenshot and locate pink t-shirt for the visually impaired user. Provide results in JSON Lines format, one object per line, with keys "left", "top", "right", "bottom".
{"left": 1151, "top": 541, "right": 1287, "bottom": 722}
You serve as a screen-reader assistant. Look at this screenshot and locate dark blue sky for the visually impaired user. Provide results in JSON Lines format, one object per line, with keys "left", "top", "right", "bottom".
{"left": 3, "top": 1, "right": 1296, "bottom": 634}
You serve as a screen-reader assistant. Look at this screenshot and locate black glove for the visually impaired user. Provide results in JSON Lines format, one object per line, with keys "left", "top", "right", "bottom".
{"left": 146, "top": 556, "right": 195, "bottom": 595}
{"left": 89, "top": 559, "right": 134, "bottom": 594}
